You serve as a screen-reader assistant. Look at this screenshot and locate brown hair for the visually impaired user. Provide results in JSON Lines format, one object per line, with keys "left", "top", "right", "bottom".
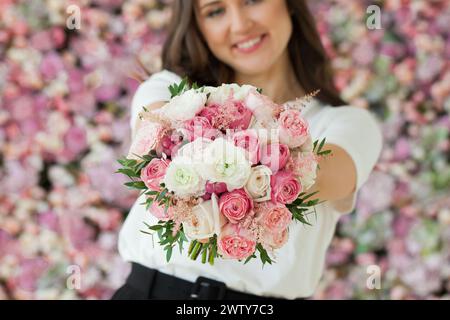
{"left": 162, "top": 0, "right": 345, "bottom": 107}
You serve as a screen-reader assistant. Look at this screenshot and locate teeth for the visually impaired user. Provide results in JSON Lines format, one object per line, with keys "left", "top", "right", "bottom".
{"left": 236, "top": 36, "right": 262, "bottom": 49}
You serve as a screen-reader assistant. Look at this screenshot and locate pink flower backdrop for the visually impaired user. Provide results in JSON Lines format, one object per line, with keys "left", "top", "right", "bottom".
{"left": 0, "top": 0, "right": 448, "bottom": 299}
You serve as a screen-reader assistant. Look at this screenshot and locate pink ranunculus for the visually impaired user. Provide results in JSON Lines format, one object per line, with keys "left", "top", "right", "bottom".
{"left": 278, "top": 109, "right": 309, "bottom": 148}
{"left": 255, "top": 202, "right": 292, "bottom": 233}
{"left": 198, "top": 104, "right": 221, "bottom": 127}
{"left": 219, "top": 189, "right": 253, "bottom": 224}
{"left": 140, "top": 158, "right": 170, "bottom": 191}
{"left": 259, "top": 143, "right": 290, "bottom": 173}
{"left": 218, "top": 224, "right": 256, "bottom": 260}
{"left": 231, "top": 129, "right": 260, "bottom": 164}
{"left": 228, "top": 101, "right": 253, "bottom": 130}
{"left": 149, "top": 201, "right": 173, "bottom": 221}
{"left": 183, "top": 116, "right": 220, "bottom": 142}
{"left": 127, "top": 122, "right": 163, "bottom": 160}
{"left": 261, "top": 228, "right": 289, "bottom": 250}
{"left": 270, "top": 170, "right": 302, "bottom": 204}
{"left": 285, "top": 151, "right": 318, "bottom": 191}
{"left": 198, "top": 101, "right": 252, "bottom": 130}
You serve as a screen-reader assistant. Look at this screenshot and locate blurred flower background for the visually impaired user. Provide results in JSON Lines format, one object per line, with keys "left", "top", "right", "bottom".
{"left": 0, "top": 0, "right": 449, "bottom": 299}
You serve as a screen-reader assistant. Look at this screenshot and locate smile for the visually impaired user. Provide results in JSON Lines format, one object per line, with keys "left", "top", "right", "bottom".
{"left": 233, "top": 34, "right": 267, "bottom": 53}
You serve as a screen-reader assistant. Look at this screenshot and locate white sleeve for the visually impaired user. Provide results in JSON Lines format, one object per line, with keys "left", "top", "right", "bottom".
{"left": 130, "top": 70, "right": 182, "bottom": 137}
{"left": 317, "top": 106, "right": 383, "bottom": 214}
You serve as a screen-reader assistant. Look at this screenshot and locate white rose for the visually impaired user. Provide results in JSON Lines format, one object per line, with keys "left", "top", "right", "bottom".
{"left": 200, "top": 137, "right": 251, "bottom": 191}
{"left": 245, "top": 165, "right": 272, "bottom": 202}
{"left": 182, "top": 194, "right": 226, "bottom": 240}
{"left": 156, "top": 89, "right": 207, "bottom": 123}
{"left": 205, "top": 83, "right": 255, "bottom": 105}
{"left": 163, "top": 156, "right": 205, "bottom": 198}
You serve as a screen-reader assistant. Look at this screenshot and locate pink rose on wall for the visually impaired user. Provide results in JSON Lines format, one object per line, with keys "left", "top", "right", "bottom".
{"left": 219, "top": 189, "right": 253, "bottom": 224}
{"left": 231, "top": 129, "right": 260, "bottom": 164}
{"left": 140, "top": 158, "right": 170, "bottom": 191}
{"left": 259, "top": 142, "right": 290, "bottom": 173}
{"left": 270, "top": 170, "right": 302, "bottom": 204}
{"left": 218, "top": 224, "right": 256, "bottom": 260}
{"left": 255, "top": 202, "right": 292, "bottom": 233}
{"left": 278, "top": 109, "right": 309, "bottom": 148}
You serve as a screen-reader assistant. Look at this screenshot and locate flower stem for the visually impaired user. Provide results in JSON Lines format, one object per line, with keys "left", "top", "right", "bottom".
{"left": 190, "top": 241, "right": 202, "bottom": 260}
{"left": 201, "top": 244, "right": 207, "bottom": 264}
{"left": 188, "top": 240, "right": 197, "bottom": 255}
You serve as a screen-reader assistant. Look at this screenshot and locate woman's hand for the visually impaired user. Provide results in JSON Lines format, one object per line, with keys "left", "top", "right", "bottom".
{"left": 307, "top": 143, "right": 357, "bottom": 203}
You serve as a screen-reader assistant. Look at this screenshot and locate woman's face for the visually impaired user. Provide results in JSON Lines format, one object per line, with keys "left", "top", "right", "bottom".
{"left": 195, "top": 0, "right": 293, "bottom": 76}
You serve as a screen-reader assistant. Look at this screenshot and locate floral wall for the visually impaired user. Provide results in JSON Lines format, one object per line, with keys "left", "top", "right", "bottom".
{"left": 0, "top": 0, "right": 449, "bottom": 299}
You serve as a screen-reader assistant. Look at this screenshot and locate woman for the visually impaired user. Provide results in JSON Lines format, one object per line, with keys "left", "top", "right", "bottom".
{"left": 113, "top": 0, "right": 382, "bottom": 300}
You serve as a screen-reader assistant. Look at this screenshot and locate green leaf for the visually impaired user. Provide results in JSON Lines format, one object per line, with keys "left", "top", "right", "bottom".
{"left": 317, "top": 138, "right": 326, "bottom": 154}
{"left": 124, "top": 181, "right": 147, "bottom": 190}
{"left": 318, "top": 150, "right": 332, "bottom": 156}
{"left": 313, "top": 140, "right": 318, "bottom": 152}
{"left": 244, "top": 253, "right": 257, "bottom": 265}
{"left": 148, "top": 224, "right": 163, "bottom": 231}
{"left": 116, "top": 168, "right": 138, "bottom": 177}
{"left": 166, "top": 245, "right": 173, "bottom": 262}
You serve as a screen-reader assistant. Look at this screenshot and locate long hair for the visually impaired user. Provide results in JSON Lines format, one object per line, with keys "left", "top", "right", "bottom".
{"left": 162, "top": 0, "right": 345, "bottom": 107}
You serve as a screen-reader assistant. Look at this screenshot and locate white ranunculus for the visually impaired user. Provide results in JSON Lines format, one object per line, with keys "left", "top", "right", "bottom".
{"left": 183, "top": 194, "right": 226, "bottom": 240}
{"left": 156, "top": 89, "right": 207, "bottom": 122}
{"left": 163, "top": 156, "right": 205, "bottom": 197}
{"left": 245, "top": 165, "right": 272, "bottom": 202}
{"left": 200, "top": 137, "right": 251, "bottom": 191}
{"left": 204, "top": 83, "right": 255, "bottom": 105}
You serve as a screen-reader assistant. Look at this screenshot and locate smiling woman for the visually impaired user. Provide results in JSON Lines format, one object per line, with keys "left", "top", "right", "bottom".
{"left": 113, "top": 0, "right": 383, "bottom": 300}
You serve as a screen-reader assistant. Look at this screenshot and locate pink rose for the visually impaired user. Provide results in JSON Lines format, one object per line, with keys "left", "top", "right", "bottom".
{"left": 183, "top": 116, "right": 221, "bottom": 142}
{"left": 255, "top": 202, "right": 292, "bottom": 233}
{"left": 127, "top": 122, "right": 163, "bottom": 160}
{"left": 230, "top": 129, "right": 260, "bottom": 164}
{"left": 218, "top": 224, "right": 256, "bottom": 260}
{"left": 149, "top": 201, "right": 173, "bottom": 221}
{"left": 219, "top": 189, "right": 253, "bottom": 224}
{"left": 259, "top": 143, "right": 290, "bottom": 173}
{"left": 260, "top": 228, "right": 289, "bottom": 250}
{"left": 140, "top": 158, "right": 170, "bottom": 191}
{"left": 270, "top": 170, "right": 302, "bottom": 204}
{"left": 278, "top": 109, "right": 309, "bottom": 148}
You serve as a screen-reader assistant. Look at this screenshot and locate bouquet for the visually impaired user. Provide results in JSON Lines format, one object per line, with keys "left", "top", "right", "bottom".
{"left": 117, "top": 79, "right": 332, "bottom": 266}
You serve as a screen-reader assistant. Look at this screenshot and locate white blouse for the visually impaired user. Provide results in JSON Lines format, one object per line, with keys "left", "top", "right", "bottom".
{"left": 119, "top": 70, "right": 383, "bottom": 299}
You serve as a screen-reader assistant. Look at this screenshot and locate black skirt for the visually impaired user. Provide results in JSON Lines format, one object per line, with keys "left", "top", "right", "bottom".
{"left": 111, "top": 262, "right": 299, "bottom": 300}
